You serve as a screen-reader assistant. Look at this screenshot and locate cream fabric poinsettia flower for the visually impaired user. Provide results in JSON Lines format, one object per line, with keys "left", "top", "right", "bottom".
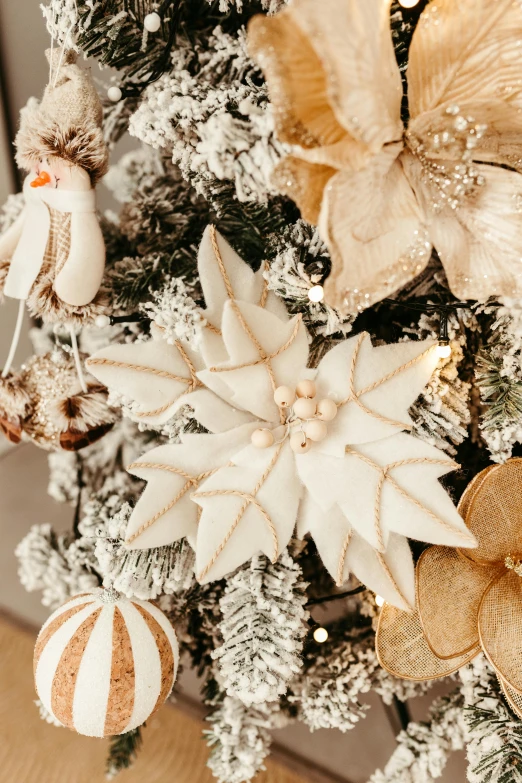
{"left": 87, "top": 226, "right": 475, "bottom": 608}
{"left": 248, "top": 0, "right": 522, "bottom": 313}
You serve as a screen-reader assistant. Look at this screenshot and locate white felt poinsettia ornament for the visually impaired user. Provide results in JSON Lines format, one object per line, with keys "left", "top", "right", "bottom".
{"left": 87, "top": 226, "right": 476, "bottom": 609}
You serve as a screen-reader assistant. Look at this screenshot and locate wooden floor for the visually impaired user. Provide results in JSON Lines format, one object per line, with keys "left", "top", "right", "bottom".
{"left": 0, "top": 615, "right": 311, "bottom": 783}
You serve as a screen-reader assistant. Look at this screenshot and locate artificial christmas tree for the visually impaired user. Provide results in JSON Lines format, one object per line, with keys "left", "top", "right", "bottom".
{"left": 9, "top": 0, "right": 522, "bottom": 780}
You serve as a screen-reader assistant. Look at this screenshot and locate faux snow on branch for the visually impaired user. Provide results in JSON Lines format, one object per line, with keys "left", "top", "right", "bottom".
{"left": 213, "top": 551, "right": 308, "bottom": 706}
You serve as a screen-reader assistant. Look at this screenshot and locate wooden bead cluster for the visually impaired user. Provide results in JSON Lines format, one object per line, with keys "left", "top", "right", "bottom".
{"left": 251, "top": 379, "right": 337, "bottom": 453}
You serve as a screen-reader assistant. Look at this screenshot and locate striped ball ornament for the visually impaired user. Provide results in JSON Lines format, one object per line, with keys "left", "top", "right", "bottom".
{"left": 33, "top": 588, "right": 178, "bottom": 737}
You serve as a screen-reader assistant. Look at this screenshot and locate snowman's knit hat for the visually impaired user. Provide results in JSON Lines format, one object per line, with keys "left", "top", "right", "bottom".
{"left": 15, "top": 49, "right": 108, "bottom": 184}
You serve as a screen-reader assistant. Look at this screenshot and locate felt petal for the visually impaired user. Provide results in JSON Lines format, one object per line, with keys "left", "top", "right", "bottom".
{"left": 288, "top": 0, "right": 403, "bottom": 151}
{"left": 406, "top": 154, "right": 522, "bottom": 301}
{"left": 297, "top": 432, "right": 475, "bottom": 552}
{"left": 417, "top": 546, "right": 498, "bottom": 659}
{"left": 298, "top": 493, "right": 415, "bottom": 610}
{"left": 377, "top": 603, "right": 480, "bottom": 681}
{"left": 315, "top": 332, "right": 438, "bottom": 455}
{"left": 320, "top": 149, "right": 431, "bottom": 313}
{"left": 248, "top": 6, "right": 353, "bottom": 150}
{"left": 198, "top": 226, "right": 263, "bottom": 330}
{"left": 194, "top": 440, "right": 301, "bottom": 583}
{"left": 464, "top": 459, "right": 522, "bottom": 565}
{"left": 408, "top": 0, "right": 522, "bottom": 119}
{"left": 478, "top": 570, "right": 522, "bottom": 693}
{"left": 181, "top": 389, "right": 256, "bottom": 433}
{"left": 125, "top": 424, "right": 258, "bottom": 550}
{"left": 210, "top": 300, "right": 309, "bottom": 423}
{"left": 86, "top": 337, "right": 202, "bottom": 426}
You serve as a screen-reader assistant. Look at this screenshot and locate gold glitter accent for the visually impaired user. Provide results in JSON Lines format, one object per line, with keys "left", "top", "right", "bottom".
{"left": 20, "top": 353, "right": 87, "bottom": 450}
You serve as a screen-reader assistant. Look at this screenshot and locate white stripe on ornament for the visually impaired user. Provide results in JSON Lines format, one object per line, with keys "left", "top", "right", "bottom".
{"left": 133, "top": 598, "right": 178, "bottom": 681}
{"left": 72, "top": 603, "right": 114, "bottom": 737}
{"left": 38, "top": 593, "right": 96, "bottom": 635}
{"left": 35, "top": 602, "right": 99, "bottom": 721}
{"left": 117, "top": 600, "right": 161, "bottom": 733}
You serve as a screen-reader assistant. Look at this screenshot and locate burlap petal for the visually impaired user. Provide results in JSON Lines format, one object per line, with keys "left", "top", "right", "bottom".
{"left": 478, "top": 569, "right": 522, "bottom": 693}
{"left": 417, "top": 546, "right": 498, "bottom": 659}
{"left": 498, "top": 675, "right": 522, "bottom": 720}
{"left": 376, "top": 602, "right": 479, "bottom": 681}
{"left": 465, "top": 459, "right": 522, "bottom": 565}
{"left": 457, "top": 465, "right": 497, "bottom": 520}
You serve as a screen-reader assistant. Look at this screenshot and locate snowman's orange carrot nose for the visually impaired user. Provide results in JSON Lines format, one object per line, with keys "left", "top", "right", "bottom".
{"left": 30, "top": 170, "right": 51, "bottom": 188}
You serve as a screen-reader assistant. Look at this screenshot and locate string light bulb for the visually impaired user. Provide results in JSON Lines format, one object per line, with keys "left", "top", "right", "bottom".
{"left": 375, "top": 595, "right": 385, "bottom": 608}
{"left": 308, "top": 285, "right": 324, "bottom": 303}
{"left": 399, "top": 0, "right": 420, "bottom": 7}
{"left": 107, "top": 86, "right": 122, "bottom": 102}
{"left": 313, "top": 626, "right": 329, "bottom": 643}
{"left": 437, "top": 342, "right": 452, "bottom": 359}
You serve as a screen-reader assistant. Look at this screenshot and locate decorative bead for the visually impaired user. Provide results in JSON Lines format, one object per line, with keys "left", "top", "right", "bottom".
{"left": 308, "top": 285, "right": 324, "bottom": 303}
{"left": 296, "top": 379, "right": 316, "bottom": 399}
{"left": 144, "top": 11, "right": 161, "bottom": 32}
{"left": 317, "top": 398, "right": 338, "bottom": 422}
{"left": 290, "top": 431, "right": 311, "bottom": 454}
{"left": 107, "top": 86, "right": 122, "bottom": 102}
{"left": 293, "top": 397, "right": 317, "bottom": 419}
{"left": 305, "top": 419, "right": 328, "bottom": 442}
{"left": 274, "top": 385, "right": 295, "bottom": 407}
{"left": 95, "top": 314, "right": 111, "bottom": 328}
{"left": 251, "top": 428, "right": 275, "bottom": 449}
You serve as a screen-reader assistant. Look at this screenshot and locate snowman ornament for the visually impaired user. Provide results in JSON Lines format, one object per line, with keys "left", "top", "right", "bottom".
{"left": 0, "top": 48, "right": 112, "bottom": 447}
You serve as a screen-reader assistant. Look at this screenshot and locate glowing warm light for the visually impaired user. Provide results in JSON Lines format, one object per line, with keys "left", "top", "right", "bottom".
{"left": 308, "top": 285, "right": 324, "bottom": 303}
{"left": 436, "top": 343, "right": 452, "bottom": 359}
{"left": 375, "top": 595, "right": 385, "bottom": 608}
{"left": 399, "top": 0, "right": 420, "bottom": 7}
{"left": 313, "top": 626, "right": 329, "bottom": 643}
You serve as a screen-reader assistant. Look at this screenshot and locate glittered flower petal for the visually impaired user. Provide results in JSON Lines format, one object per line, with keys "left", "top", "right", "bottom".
{"left": 417, "top": 546, "right": 498, "bottom": 659}
{"left": 408, "top": 0, "right": 522, "bottom": 120}
{"left": 377, "top": 603, "right": 480, "bottom": 681}
{"left": 248, "top": 7, "right": 349, "bottom": 149}
{"left": 320, "top": 150, "right": 430, "bottom": 314}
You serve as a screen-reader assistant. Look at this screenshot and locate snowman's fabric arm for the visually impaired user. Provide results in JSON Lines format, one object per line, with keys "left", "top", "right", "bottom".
{"left": 53, "top": 211, "right": 105, "bottom": 306}
{"left": 0, "top": 208, "right": 26, "bottom": 263}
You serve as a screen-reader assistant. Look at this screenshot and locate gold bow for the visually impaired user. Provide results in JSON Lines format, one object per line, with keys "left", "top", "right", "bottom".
{"left": 249, "top": 0, "right": 522, "bottom": 314}
{"left": 376, "top": 459, "right": 522, "bottom": 718}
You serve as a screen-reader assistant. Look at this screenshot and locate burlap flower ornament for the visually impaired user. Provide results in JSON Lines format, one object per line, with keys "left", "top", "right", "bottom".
{"left": 248, "top": 0, "right": 522, "bottom": 313}
{"left": 87, "top": 225, "right": 475, "bottom": 602}
{"left": 377, "top": 459, "right": 522, "bottom": 718}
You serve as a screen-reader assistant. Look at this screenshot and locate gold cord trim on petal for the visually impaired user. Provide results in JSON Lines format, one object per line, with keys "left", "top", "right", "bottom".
{"left": 338, "top": 333, "right": 436, "bottom": 431}
{"left": 336, "top": 529, "right": 353, "bottom": 586}
{"left": 345, "top": 448, "right": 471, "bottom": 552}
{"left": 194, "top": 442, "right": 284, "bottom": 581}
{"left": 208, "top": 225, "right": 301, "bottom": 425}
{"left": 125, "top": 463, "right": 217, "bottom": 545}
{"left": 86, "top": 340, "right": 201, "bottom": 419}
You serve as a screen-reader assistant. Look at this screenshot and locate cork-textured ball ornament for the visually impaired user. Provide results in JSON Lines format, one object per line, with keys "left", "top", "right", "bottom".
{"left": 33, "top": 588, "right": 179, "bottom": 737}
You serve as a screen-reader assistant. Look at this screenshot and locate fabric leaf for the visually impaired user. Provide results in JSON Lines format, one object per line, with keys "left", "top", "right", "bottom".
{"left": 193, "top": 440, "right": 301, "bottom": 584}
{"left": 125, "top": 424, "right": 257, "bottom": 550}
{"left": 203, "top": 300, "right": 309, "bottom": 423}
{"left": 296, "top": 431, "right": 475, "bottom": 553}
{"left": 86, "top": 336, "right": 202, "bottom": 426}
{"left": 315, "top": 332, "right": 438, "bottom": 457}
{"left": 298, "top": 494, "right": 415, "bottom": 610}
